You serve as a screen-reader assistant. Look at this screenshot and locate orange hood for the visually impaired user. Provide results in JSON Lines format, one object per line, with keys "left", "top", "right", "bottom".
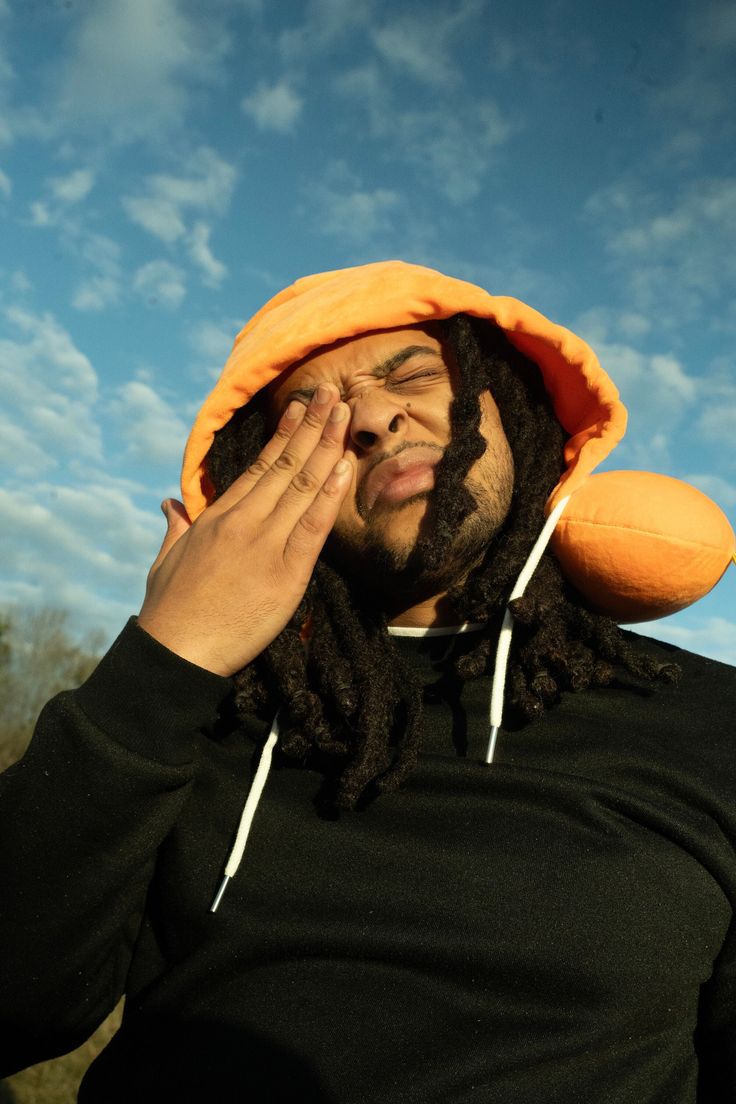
{"left": 183, "top": 260, "right": 625, "bottom": 519}
{"left": 182, "top": 260, "right": 734, "bottom": 623}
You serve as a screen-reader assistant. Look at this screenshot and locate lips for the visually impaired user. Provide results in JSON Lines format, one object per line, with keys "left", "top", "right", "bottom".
{"left": 360, "top": 446, "right": 443, "bottom": 514}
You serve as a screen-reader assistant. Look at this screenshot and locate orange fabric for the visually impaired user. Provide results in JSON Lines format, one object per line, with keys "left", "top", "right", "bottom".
{"left": 182, "top": 261, "right": 626, "bottom": 518}
{"left": 552, "top": 472, "right": 736, "bottom": 622}
{"left": 181, "top": 260, "right": 734, "bottom": 621}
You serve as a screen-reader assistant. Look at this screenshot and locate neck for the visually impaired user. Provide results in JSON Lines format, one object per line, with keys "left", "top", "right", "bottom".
{"left": 385, "top": 589, "right": 461, "bottom": 629}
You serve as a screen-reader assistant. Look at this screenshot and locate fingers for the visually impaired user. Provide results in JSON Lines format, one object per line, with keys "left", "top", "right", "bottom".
{"left": 282, "top": 455, "right": 353, "bottom": 573}
{"left": 217, "top": 383, "right": 350, "bottom": 520}
{"left": 149, "top": 499, "right": 191, "bottom": 573}
{"left": 209, "top": 398, "right": 310, "bottom": 514}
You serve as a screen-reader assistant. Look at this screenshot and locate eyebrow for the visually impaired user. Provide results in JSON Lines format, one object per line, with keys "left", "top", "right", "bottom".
{"left": 284, "top": 344, "right": 443, "bottom": 404}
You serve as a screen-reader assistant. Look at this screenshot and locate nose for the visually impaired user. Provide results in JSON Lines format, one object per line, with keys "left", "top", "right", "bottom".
{"left": 348, "top": 388, "right": 409, "bottom": 450}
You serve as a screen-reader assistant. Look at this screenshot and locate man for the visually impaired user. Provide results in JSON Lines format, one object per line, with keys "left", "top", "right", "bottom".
{"left": 1, "top": 261, "right": 735, "bottom": 1102}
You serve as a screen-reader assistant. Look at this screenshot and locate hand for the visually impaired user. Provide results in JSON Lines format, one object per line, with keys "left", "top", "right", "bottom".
{"left": 138, "top": 384, "right": 353, "bottom": 676}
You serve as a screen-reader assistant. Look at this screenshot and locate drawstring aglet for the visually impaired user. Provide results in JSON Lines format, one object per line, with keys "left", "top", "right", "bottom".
{"left": 485, "top": 725, "right": 500, "bottom": 764}
{"left": 210, "top": 875, "right": 231, "bottom": 913}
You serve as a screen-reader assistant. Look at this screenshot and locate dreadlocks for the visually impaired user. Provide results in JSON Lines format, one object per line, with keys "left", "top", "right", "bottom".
{"left": 207, "top": 315, "right": 678, "bottom": 808}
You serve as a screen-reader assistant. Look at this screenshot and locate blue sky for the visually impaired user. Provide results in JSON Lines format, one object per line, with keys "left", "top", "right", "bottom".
{"left": 0, "top": 0, "right": 734, "bottom": 662}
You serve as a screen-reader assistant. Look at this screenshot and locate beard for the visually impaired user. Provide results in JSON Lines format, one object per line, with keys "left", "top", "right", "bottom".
{"left": 324, "top": 467, "right": 513, "bottom": 606}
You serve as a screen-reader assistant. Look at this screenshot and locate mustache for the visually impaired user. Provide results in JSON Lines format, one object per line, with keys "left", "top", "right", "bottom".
{"left": 355, "top": 441, "right": 445, "bottom": 519}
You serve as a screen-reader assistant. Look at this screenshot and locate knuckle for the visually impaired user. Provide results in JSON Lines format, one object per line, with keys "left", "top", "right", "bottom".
{"left": 296, "top": 512, "right": 323, "bottom": 538}
{"left": 247, "top": 457, "right": 271, "bottom": 478}
{"left": 291, "top": 469, "right": 320, "bottom": 495}
{"left": 301, "top": 408, "right": 325, "bottom": 430}
{"left": 273, "top": 451, "right": 299, "bottom": 474}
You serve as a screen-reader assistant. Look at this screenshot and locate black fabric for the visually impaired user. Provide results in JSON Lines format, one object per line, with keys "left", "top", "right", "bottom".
{"left": 1, "top": 619, "right": 735, "bottom": 1102}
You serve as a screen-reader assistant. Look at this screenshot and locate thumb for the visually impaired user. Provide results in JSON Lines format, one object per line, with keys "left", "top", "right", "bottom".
{"left": 151, "top": 498, "right": 191, "bottom": 570}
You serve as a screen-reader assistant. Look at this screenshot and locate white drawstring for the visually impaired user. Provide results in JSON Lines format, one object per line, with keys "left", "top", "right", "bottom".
{"left": 210, "top": 714, "right": 280, "bottom": 913}
{"left": 486, "top": 496, "right": 570, "bottom": 764}
{"left": 209, "top": 499, "right": 571, "bottom": 911}
{"left": 387, "top": 623, "right": 486, "bottom": 637}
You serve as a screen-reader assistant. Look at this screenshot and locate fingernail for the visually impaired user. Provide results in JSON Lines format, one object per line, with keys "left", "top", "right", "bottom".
{"left": 329, "top": 403, "right": 348, "bottom": 422}
{"left": 286, "top": 400, "right": 305, "bottom": 420}
{"left": 314, "top": 384, "right": 331, "bottom": 404}
{"left": 160, "top": 499, "right": 169, "bottom": 517}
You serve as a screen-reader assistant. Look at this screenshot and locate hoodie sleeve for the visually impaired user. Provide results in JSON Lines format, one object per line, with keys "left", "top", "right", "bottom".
{"left": 696, "top": 916, "right": 736, "bottom": 1099}
{"left": 0, "top": 618, "right": 232, "bottom": 1077}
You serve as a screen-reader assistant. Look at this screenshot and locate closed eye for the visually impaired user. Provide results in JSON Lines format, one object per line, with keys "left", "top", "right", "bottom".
{"left": 388, "top": 369, "right": 445, "bottom": 388}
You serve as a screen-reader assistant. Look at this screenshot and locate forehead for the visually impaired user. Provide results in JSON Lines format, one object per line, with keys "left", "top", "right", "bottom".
{"left": 266, "top": 323, "right": 445, "bottom": 402}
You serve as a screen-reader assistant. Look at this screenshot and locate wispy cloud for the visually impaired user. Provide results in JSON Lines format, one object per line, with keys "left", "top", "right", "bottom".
{"left": 0, "top": 306, "right": 102, "bottom": 475}
{"left": 122, "top": 146, "right": 236, "bottom": 244}
{"left": 72, "top": 232, "right": 122, "bottom": 312}
{"left": 48, "top": 167, "right": 95, "bottom": 204}
{"left": 54, "top": 0, "right": 228, "bottom": 144}
{"left": 111, "top": 380, "right": 189, "bottom": 465}
{"left": 0, "top": 481, "right": 162, "bottom": 644}
{"left": 685, "top": 473, "right": 736, "bottom": 509}
{"left": 336, "top": 62, "right": 517, "bottom": 204}
{"left": 635, "top": 614, "right": 736, "bottom": 666}
{"left": 584, "top": 176, "right": 736, "bottom": 326}
{"left": 133, "top": 260, "right": 187, "bottom": 309}
{"left": 574, "top": 308, "right": 698, "bottom": 471}
{"left": 652, "top": 0, "right": 736, "bottom": 126}
{"left": 187, "top": 221, "right": 227, "bottom": 286}
{"left": 371, "top": 0, "right": 483, "bottom": 88}
{"left": 306, "top": 163, "right": 403, "bottom": 245}
{"left": 241, "top": 80, "right": 303, "bottom": 133}
{"left": 277, "top": 0, "right": 374, "bottom": 63}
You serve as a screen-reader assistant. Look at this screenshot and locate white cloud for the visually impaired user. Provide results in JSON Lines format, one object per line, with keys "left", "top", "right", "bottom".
{"left": 187, "top": 318, "right": 238, "bottom": 380}
{"left": 575, "top": 306, "right": 652, "bottom": 345}
{"left": 3, "top": 306, "right": 98, "bottom": 396}
{"left": 188, "top": 319, "right": 236, "bottom": 362}
{"left": 72, "top": 233, "right": 122, "bottom": 312}
{"left": 697, "top": 397, "right": 736, "bottom": 440}
{"left": 122, "top": 147, "right": 236, "bottom": 243}
{"left": 9, "top": 270, "right": 32, "bottom": 294}
{"left": 123, "top": 196, "right": 186, "bottom": 244}
{"left": 111, "top": 380, "right": 189, "bottom": 465}
{"left": 72, "top": 275, "right": 120, "bottom": 312}
{"left": 49, "top": 168, "right": 95, "bottom": 204}
{"left": 571, "top": 320, "right": 698, "bottom": 470}
{"left": 584, "top": 177, "right": 736, "bottom": 325}
{"left": 277, "top": 0, "right": 373, "bottom": 63}
{"left": 29, "top": 201, "right": 51, "bottom": 226}
{"left": 336, "top": 65, "right": 517, "bottom": 204}
{"left": 187, "top": 221, "right": 227, "bottom": 286}
{"left": 694, "top": 1, "right": 736, "bottom": 48}
{"left": 0, "top": 306, "right": 102, "bottom": 473}
{"left": 133, "top": 260, "right": 187, "bottom": 309}
{"left": 334, "top": 64, "right": 390, "bottom": 135}
{"left": 241, "top": 80, "right": 303, "bottom": 133}
{"left": 685, "top": 473, "right": 736, "bottom": 509}
{"left": 309, "top": 165, "right": 402, "bottom": 243}
{"left": 55, "top": 0, "right": 227, "bottom": 143}
{"left": 370, "top": 1, "right": 483, "bottom": 88}
{"left": 396, "top": 101, "right": 515, "bottom": 204}
{"left": 0, "top": 167, "right": 10, "bottom": 197}
{"left": 0, "top": 482, "right": 163, "bottom": 643}
{"left": 635, "top": 615, "right": 736, "bottom": 666}
{"left": 0, "top": 419, "right": 54, "bottom": 479}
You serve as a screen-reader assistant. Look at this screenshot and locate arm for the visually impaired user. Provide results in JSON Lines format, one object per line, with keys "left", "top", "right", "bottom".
{"left": 0, "top": 620, "right": 230, "bottom": 1075}
{"left": 0, "top": 385, "right": 354, "bottom": 1074}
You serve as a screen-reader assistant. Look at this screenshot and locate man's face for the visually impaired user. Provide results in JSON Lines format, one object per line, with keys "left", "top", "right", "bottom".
{"left": 266, "top": 323, "right": 514, "bottom": 597}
